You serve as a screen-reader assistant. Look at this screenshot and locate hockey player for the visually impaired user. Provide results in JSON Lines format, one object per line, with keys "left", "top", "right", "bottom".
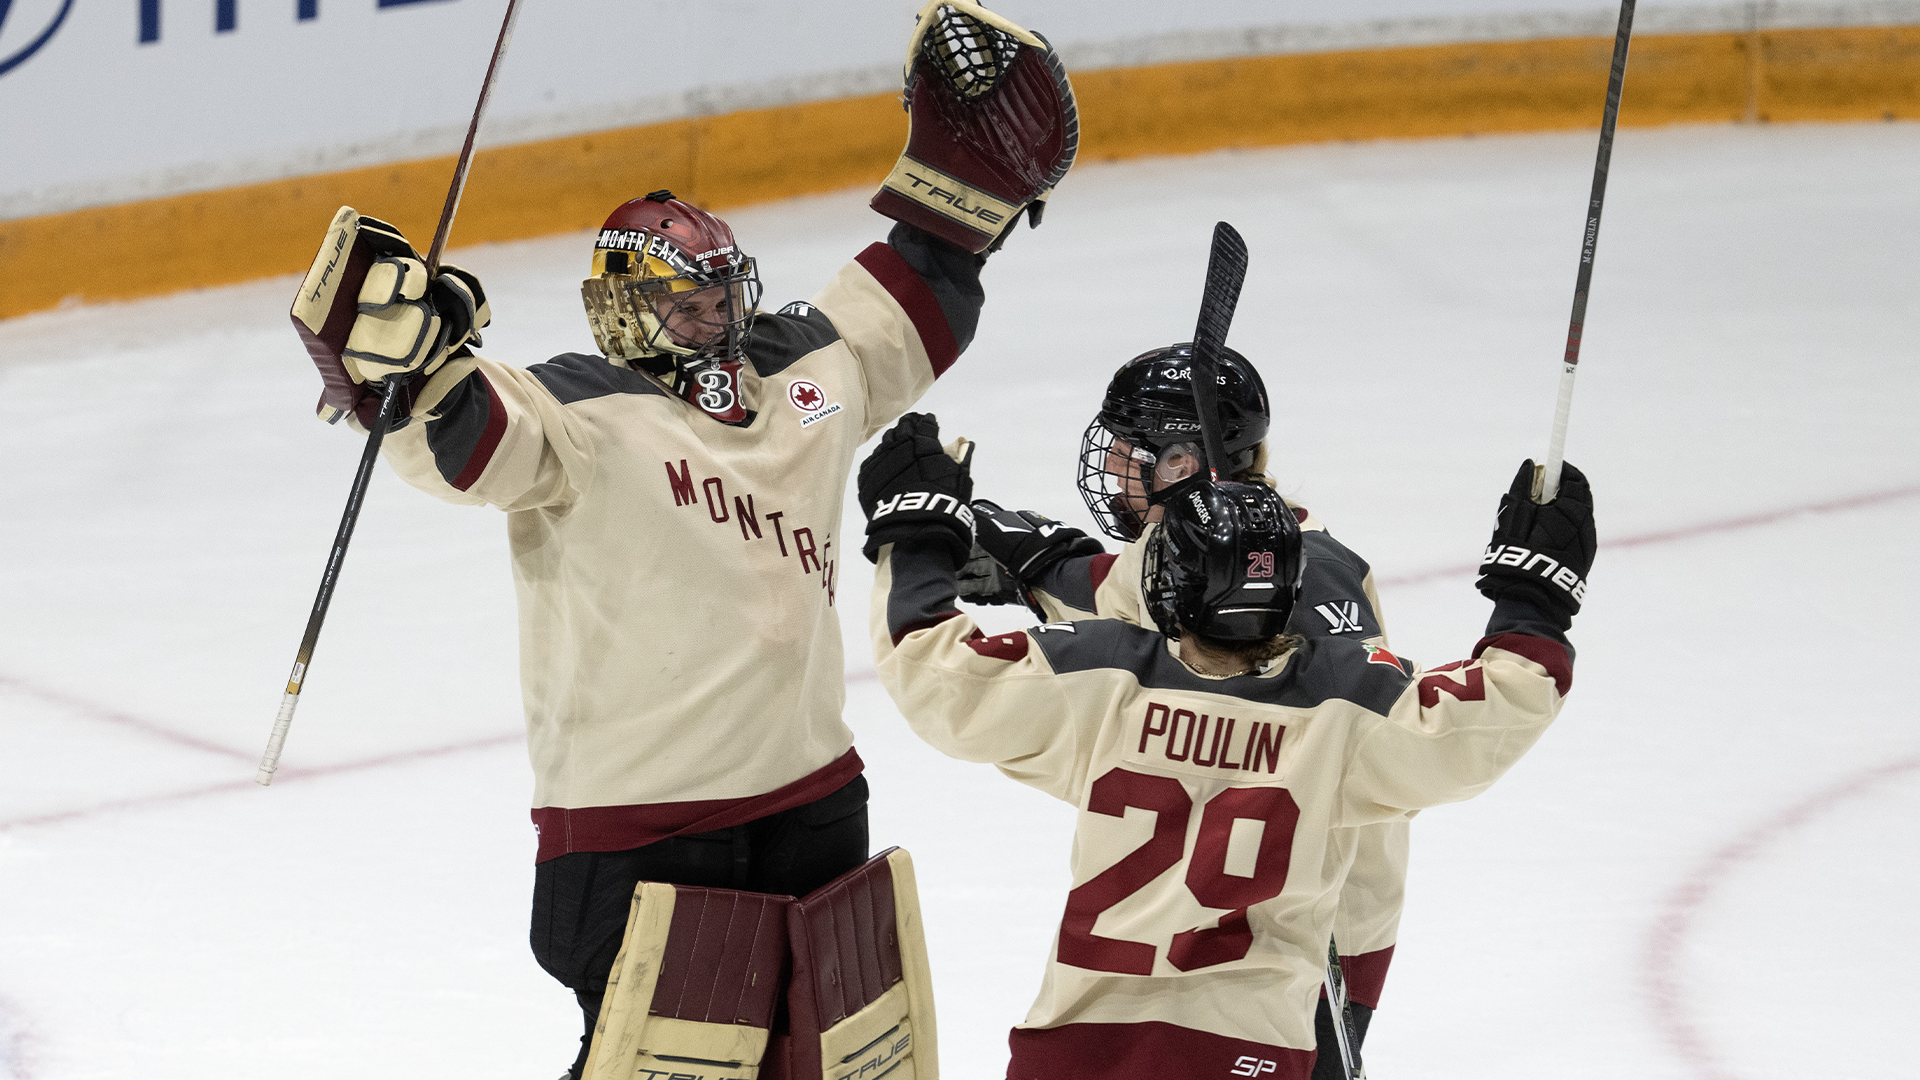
{"left": 960, "top": 344, "right": 1403, "bottom": 1075}
{"left": 288, "top": 4, "right": 1077, "bottom": 1074}
{"left": 860, "top": 411, "right": 1592, "bottom": 1079}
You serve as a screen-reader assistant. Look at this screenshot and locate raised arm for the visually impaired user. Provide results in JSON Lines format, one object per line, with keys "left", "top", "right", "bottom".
{"left": 1339, "top": 460, "right": 1595, "bottom": 822}
{"left": 860, "top": 415, "right": 1086, "bottom": 800}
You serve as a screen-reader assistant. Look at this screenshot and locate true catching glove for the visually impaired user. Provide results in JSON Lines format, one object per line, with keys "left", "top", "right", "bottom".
{"left": 342, "top": 256, "right": 489, "bottom": 385}
{"left": 1476, "top": 459, "right": 1596, "bottom": 629}
{"left": 970, "top": 499, "right": 1104, "bottom": 581}
{"left": 859, "top": 413, "right": 976, "bottom": 565}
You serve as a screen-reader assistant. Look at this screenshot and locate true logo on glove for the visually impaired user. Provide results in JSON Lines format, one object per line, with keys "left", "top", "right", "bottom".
{"left": 884, "top": 159, "right": 1017, "bottom": 228}
{"left": 1481, "top": 543, "right": 1588, "bottom": 601}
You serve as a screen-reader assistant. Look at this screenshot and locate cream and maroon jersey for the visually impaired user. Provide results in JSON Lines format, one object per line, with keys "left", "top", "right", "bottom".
{"left": 872, "top": 539, "right": 1572, "bottom": 1080}
{"left": 380, "top": 226, "right": 983, "bottom": 861}
{"left": 1026, "top": 508, "right": 1406, "bottom": 1007}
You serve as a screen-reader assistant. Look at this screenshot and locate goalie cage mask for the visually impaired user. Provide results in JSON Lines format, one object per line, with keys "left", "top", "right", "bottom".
{"left": 1077, "top": 343, "right": 1271, "bottom": 542}
{"left": 1143, "top": 480, "right": 1303, "bottom": 644}
{"left": 582, "top": 190, "right": 763, "bottom": 384}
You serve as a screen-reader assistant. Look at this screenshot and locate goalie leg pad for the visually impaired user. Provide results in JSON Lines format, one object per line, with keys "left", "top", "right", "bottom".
{"left": 766, "top": 847, "right": 938, "bottom": 1080}
{"left": 583, "top": 882, "right": 793, "bottom": 1080}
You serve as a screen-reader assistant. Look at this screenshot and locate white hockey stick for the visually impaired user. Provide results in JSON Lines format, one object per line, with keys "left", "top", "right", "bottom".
{"left": 1539, "top": 0, "right": 1635, "bottom": 504}
{"left": 258, "top": 0, "right": 524, "bottom": 786}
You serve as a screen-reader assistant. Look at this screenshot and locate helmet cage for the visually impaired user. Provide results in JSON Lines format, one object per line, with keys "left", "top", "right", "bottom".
{"left": 1077, "top": 419, "right": 1208, "bottom": 542}
{"left": 1142, "top": 481, "right": 1304, "bottom": 644}
{"left": 583, "top": 234, "right": 760, "bottom": 366}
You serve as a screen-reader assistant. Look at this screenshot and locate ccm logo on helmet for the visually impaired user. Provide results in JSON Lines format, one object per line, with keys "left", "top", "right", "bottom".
{"left": 1481, "top": 543, "right": 1588, "bottom": 601}
{"left": 872, "top": 491, "right": 976, "bottom": 529}
{"left": 1231, "top": 1056, "right": 1278, "bottom": 1077}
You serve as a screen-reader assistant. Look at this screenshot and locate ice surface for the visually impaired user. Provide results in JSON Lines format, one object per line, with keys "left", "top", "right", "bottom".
{"left": 1, "top": 121, "right": 1916, "bottom": 1080}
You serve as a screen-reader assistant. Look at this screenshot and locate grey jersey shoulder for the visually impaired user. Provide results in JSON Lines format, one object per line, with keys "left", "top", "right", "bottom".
{"left": 1029, "top": 620, "right": 1411, "bottom": 716}
{"left": 747, "top": 301, "right": 844, "bottom": 378}
{"left": 528, "top": 352, "right": 671, "bottom": 405}
{"left": 1290, "top": 528, "right": 1382, "bottom": 641}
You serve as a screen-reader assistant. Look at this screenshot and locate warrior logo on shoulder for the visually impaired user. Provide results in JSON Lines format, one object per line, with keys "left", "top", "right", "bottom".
{"left": 1316, "top": 600, "right": 1365, "bottom": 633}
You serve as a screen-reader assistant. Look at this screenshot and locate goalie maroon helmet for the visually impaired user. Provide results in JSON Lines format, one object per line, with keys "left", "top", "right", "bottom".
{"left": 581, "top": 190, "right": 763, "bottom": 373}
{"left": 1076, "top": 344, "right": 1271, "bottom": 542}
{"left": 1142, "top": 480, "right": 1303, "bottom": 644}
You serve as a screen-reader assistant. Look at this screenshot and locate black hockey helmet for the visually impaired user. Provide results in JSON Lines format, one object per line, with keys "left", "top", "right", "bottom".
{"left": 1142, "top": 480, "right": 1303, "bottom": 644}
{"left": 1077, "top": 344, "right": 1271, "bottom": 541}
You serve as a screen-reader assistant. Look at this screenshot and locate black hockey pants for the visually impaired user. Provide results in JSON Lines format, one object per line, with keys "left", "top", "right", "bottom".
{"left": 530, "top": 775, "right": 870, "bottom": 1080}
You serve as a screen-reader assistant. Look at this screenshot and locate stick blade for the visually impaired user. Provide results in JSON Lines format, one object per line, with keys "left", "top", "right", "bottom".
{"left": 1189, "top": 222, "right": 1248, "bottom": 479}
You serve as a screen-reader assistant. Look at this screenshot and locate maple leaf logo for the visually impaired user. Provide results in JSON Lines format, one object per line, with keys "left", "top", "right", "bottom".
{"left": 789, "top": 380, "right": 825, "bottom": 411}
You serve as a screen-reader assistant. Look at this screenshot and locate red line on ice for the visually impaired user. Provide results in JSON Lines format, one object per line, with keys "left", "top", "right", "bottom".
{"left": 0, "top": 993, "right": 36, "bottom": 1080}
{"left": 4, "top": 480, "right": 1913, "bottom": 833}
{"left": 1642, "top": 754, "right": 1920, "bottom": 1080}
{"left": 1378, "top": 480, "right": 1920, "bottom": 588}
{"left": 0, "top": 733, "right": 521, "bottom": 833}
{"left": 0, "top": 673, "right": 252, "bottom": 762}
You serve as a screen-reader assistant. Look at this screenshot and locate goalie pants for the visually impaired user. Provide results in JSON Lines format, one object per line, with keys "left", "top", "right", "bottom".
{"left": 529, "top": 775, "right": 870, "bottom": 1080}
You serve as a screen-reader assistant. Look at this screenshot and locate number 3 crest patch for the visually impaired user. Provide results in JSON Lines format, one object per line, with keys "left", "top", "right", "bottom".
{"left": 788, "top": 379, "right": 843, "bottom": 428}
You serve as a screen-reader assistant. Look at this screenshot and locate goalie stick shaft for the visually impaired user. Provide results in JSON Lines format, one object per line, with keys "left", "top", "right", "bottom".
{"left": 257, "top": 376, "right": 408, "bottom": 784}
{"left": 1188, "top": 222, "right": 1249, "bottom": 480}
{"left": 258, "top": 0, "right": 523, "bottom": 786}
{"left": 1540, "top": 0, "right": 1635, "bottom": 504}
{"left": 426, "top": 0, "right": 523, "bottom": 274}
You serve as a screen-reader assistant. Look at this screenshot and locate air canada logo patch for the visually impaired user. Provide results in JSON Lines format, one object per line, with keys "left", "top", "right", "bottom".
{"left": 1363, "top": 644, "right": 1405, "bottom": 671}
{"left": 787, "top": 379, "right": 842, "bottom": 428}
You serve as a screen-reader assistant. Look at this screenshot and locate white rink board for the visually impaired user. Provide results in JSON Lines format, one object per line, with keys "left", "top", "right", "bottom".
{"left": 5, "top": 0, "right": 1907, "bottom": 218}
{"left": 0, "top": 122, "right": 1917, "bottom": 1080}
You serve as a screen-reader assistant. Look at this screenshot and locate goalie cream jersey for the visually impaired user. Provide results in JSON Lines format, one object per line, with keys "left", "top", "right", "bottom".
{"left": 380, "top": 229, "right": 982, "bottom": 861}
{"left": 872, "top": 541, "right": 1573, "bottom": 1079}
{"left": 1026, "top": 509, "right": 1408, "bottom": 1007}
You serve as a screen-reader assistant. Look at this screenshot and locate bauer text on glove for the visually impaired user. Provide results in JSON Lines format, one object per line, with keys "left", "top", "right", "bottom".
{"left": 1476, "top": 459, "right": 1596, "bottom": 629}
{"left": 859, "top": 413, "right": 976, "bottom": 564}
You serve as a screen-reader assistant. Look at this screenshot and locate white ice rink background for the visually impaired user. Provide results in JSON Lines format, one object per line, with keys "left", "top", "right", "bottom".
{"left": 1, "top": 120, "right": 1916, "bottom": 1079}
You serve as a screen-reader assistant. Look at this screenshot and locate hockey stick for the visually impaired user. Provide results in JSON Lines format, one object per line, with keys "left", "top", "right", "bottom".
{"left": 257, "top": 0, "right": 524, "bottom": 786}
{"left": 1187, "top": 221, "right": 1249, "bottom": 480}
{"left": 1322, "top": 937, "right": 1368, "bottom": 1079}
{"left": 1538, "top": 0, "right": 1635, "bottom": 504}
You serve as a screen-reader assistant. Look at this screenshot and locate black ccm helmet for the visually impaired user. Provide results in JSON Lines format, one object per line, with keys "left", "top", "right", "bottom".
{"left": 1143, "top": 481, "right": 1303, "bottom": 643}
{"left": 1077, "top": 344, "right": 1271, "bottom": 541}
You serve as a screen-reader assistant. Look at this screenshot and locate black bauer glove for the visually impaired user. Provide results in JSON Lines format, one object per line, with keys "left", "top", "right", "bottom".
{"left": 859, "top": 413, "right": 976, "bottom": 565}
{"left": 1476, "top": 459, "right": 1596, "bottom": 629}
{"left": 970, "top": 500, "right": 1106, "bottom": 582}
{"left": 955, "top": 543, "right": 1027, "bottom": 607}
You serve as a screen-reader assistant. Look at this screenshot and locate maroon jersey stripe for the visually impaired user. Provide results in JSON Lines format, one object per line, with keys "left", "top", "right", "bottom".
{"left": 449, "top": 372, "right": 507, "bottom": 492}
{"left": 1340, "top": 944, "right": 1395, "bottom": 1009}
{"left": 1473, "top": 632, "right": 1573, "bottom": 696}
{"left": 966, "top": 630, "right": 1031, "bottom": 661}
{"left": 1009, "top": 1020, "right": 1314, "bottom": 1080}
{"left": 529, "top": 748, "right": 864, "bottom": 862}
{"left": 1087, "top": 552, "right": 1120, "bottom": 600}
{"left": 854, "top": 242, "right": 960, "bottom": 377}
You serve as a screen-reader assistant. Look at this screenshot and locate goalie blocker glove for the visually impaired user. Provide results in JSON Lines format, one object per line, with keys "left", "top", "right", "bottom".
{"left": 291, "top": 207, "right": 491, "bottom": 429}
{"left": 1477, "top": 459, "right": 1596, "bottom": 629}
{"left": 859, "top": 413, "right": 976, "bottom": 565}
{"left": 871, "top": 0, "right": 1078, "bottom": 254}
